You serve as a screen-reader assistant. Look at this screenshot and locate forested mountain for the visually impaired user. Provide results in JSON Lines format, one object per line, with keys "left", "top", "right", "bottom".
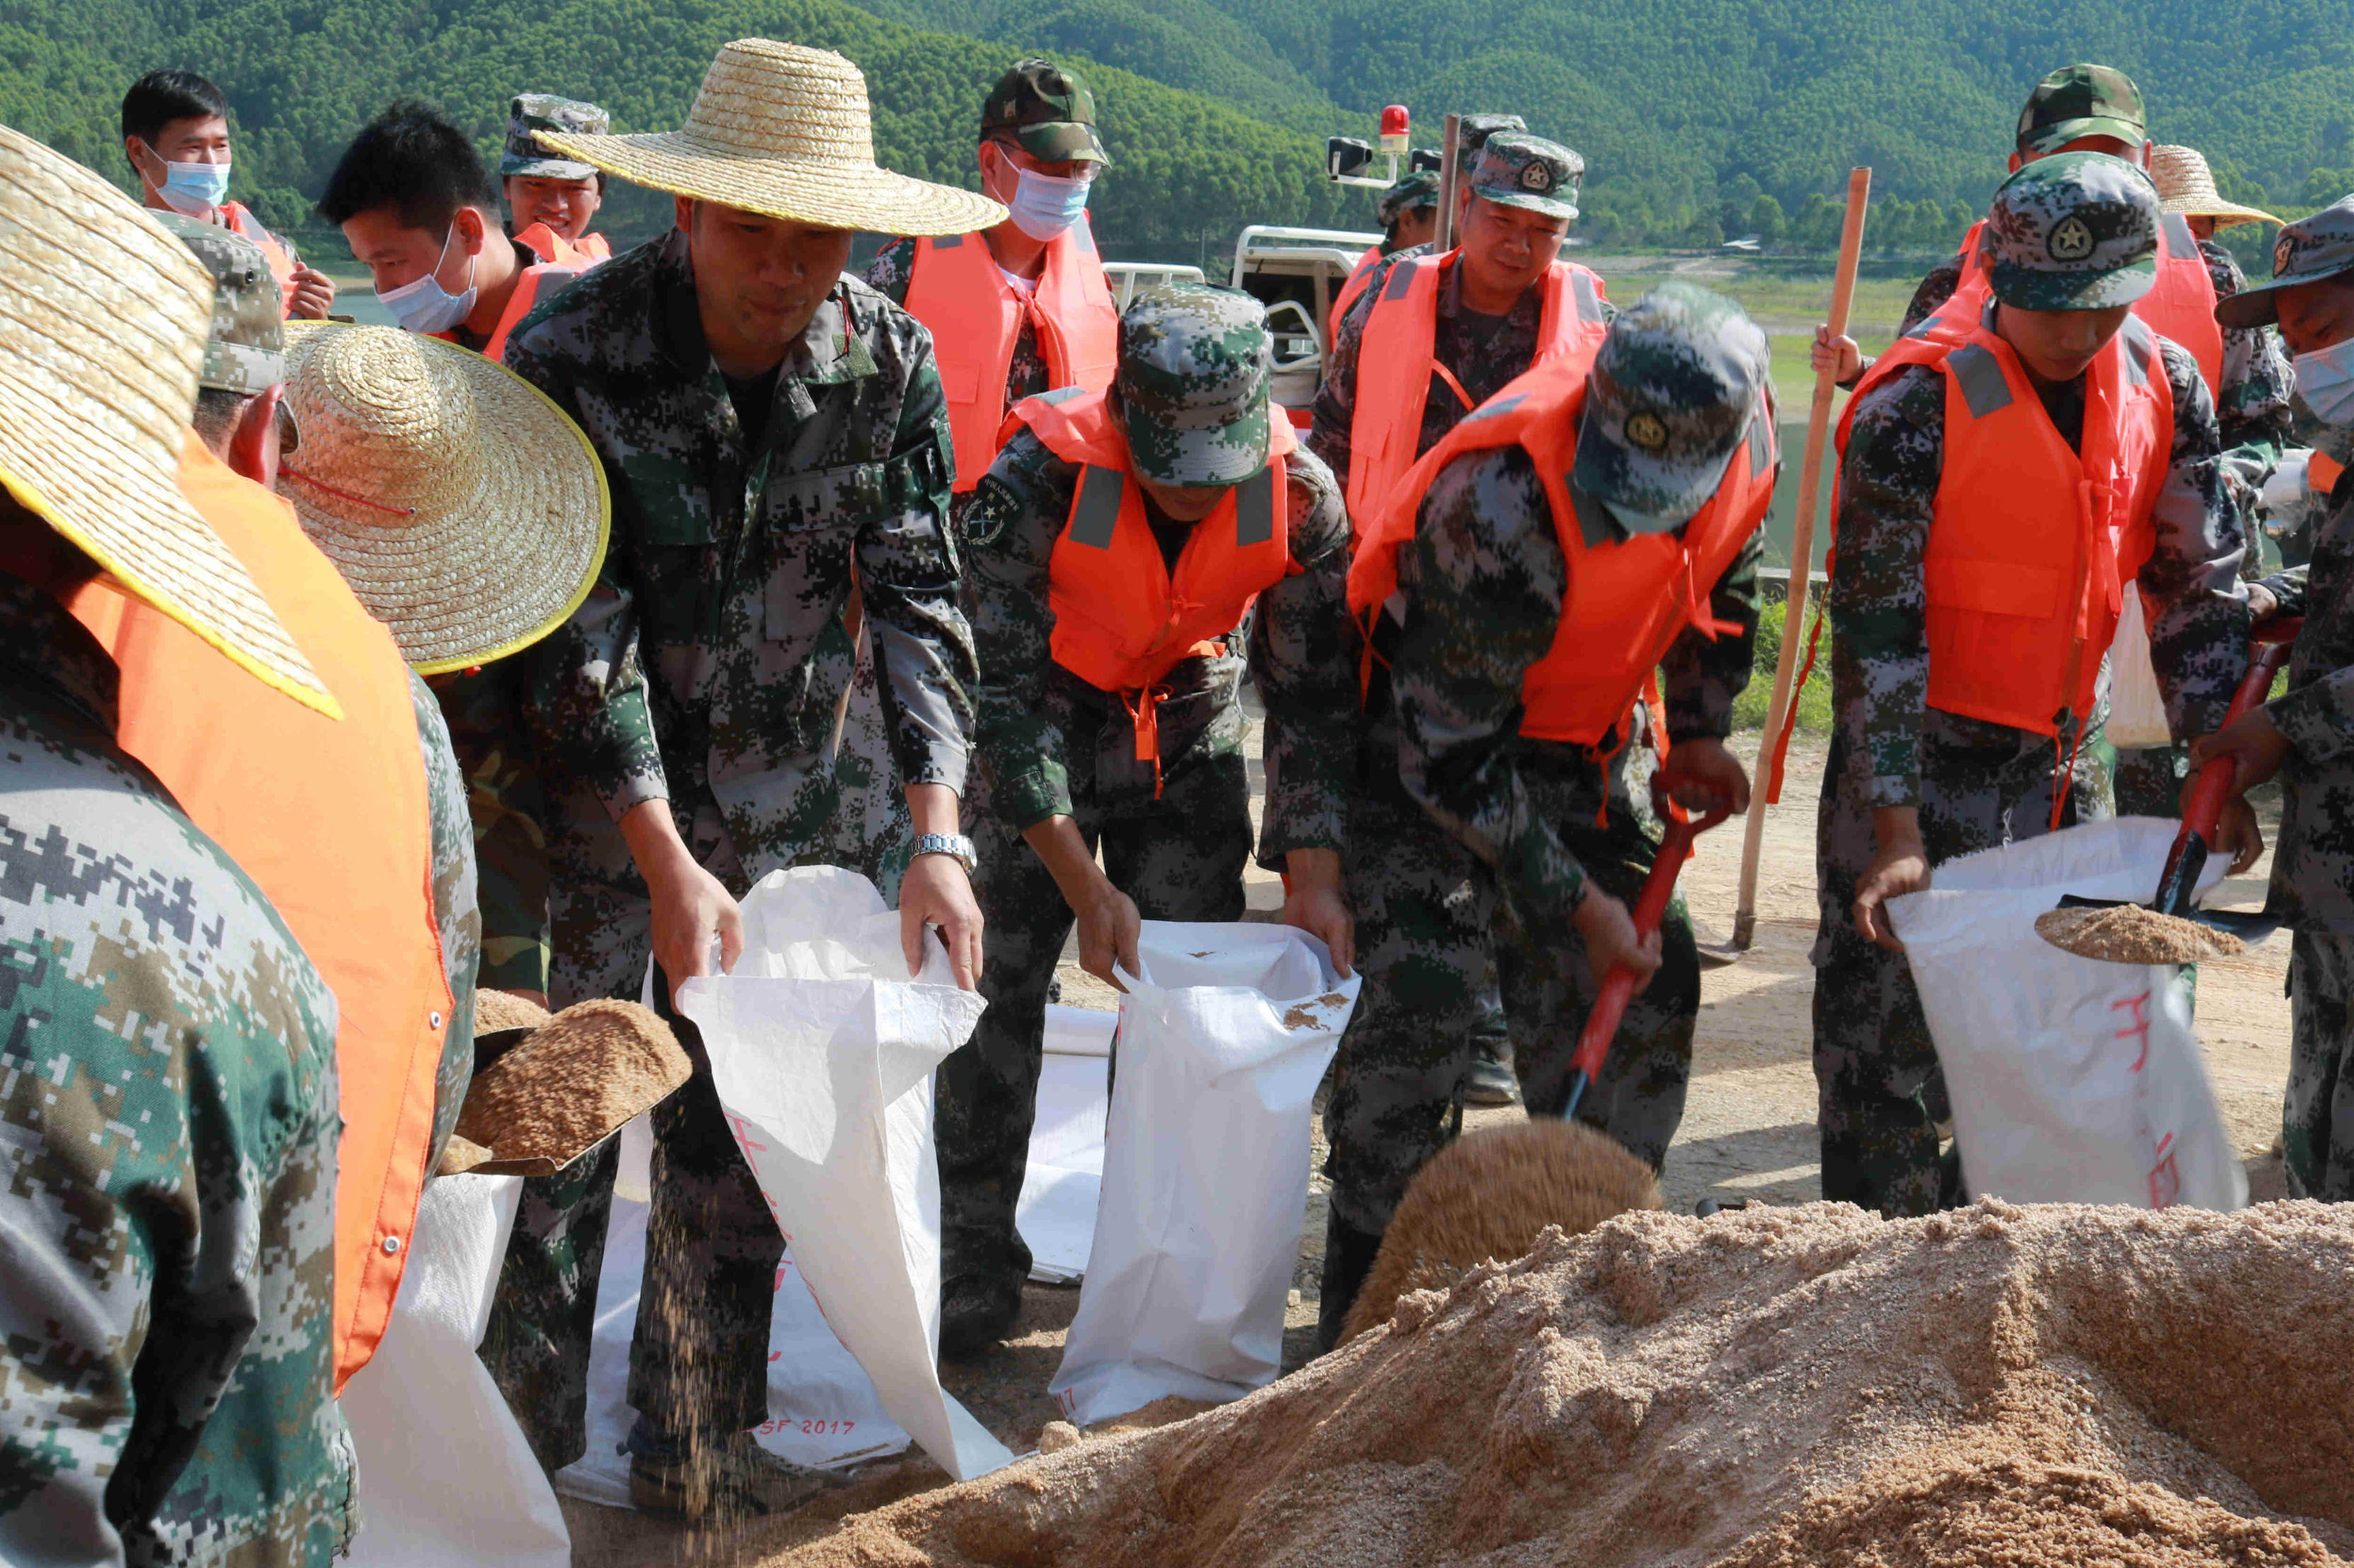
{"left": 6, "top": 0, "right": 2353, "bottom": 260}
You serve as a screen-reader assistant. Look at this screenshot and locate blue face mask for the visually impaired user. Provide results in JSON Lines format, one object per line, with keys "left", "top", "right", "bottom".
{"left": 1007, "top": 166, "right": 1093, "bottom": 242}
{"left": 2294, "top": 335, "right": 2354, "bottom": 428}
{"left": 145, "top": 149, "right": 231, "bottom": 215}
{"left": 377, "top": 225, "right": 477, "bottom": 335}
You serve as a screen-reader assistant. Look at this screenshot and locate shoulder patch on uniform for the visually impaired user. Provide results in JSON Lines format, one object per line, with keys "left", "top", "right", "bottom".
{"left": 963, "top": 475, "right": 1023, "bottom": 548}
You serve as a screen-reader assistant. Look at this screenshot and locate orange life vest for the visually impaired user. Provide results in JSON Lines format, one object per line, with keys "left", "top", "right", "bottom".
{"left": 904, "top": 218, "right": 1121, "bottom": 491}
{"left": 512, "top": 220, "right": 612, "bottom": 270}
{"left": 1348, "top": 347, "right": 1776, "bottom": 746}
{"left": 1345, "top": 250, "right": 1609, "bottom": 538}
{"left": 433, "top": 262, "right": 577, "bottom": 363}
{"left": 68, "top": 435, "right": 452, "bottom": 1394}
{"left": 221, "top": 201, "right": 299, "bottom": 318}
{"left": 1333, "top": 244, "right": 1386, "bottom": 321}
{"left": 1926, "top": 215, "right": 2223, "bottom": 396}
{"left": 2311, "top": 451, "right": 2346, "bottom": 496}
{"left": 1006, "top": 386, "right": 1297, "bottom": 788}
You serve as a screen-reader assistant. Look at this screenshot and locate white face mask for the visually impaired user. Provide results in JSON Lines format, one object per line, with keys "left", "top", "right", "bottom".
{"left": 2295, "top": 335, "right": 2354, "bottom": 428}
{"left": 377, "top": 223, "right": 477, "bottom": 335}
{"left": 137, "top": 142, "right": 231, "bottom": 214}
{"left": 1005, "top": 165, "right": 1093, "bottom": 242}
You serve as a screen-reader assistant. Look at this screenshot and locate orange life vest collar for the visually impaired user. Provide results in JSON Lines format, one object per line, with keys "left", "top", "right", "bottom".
{"left": 512, "top": 221, "right": 612, "bottom": 270}
{"left": 433, "top": 261, "right": 576, "bottom": 364}
{"left": 221, "top": 202, "right": 299, "bottom": 320}
{"left": 906, "top": 219, "right": 1120, "bottom": 491}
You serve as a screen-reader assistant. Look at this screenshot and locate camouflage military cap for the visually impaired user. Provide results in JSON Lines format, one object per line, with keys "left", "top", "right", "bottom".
{"left": 1573, "top": 280, "right": 1769, "bottom": 534}
{"left": 1377, "top": 170, "right": 1440, "bottom": 226}
{"left": 981, "top": 59, "right": 1109, "bottom": 166}
{"left": 2215, "top": 195, "right": 2354, "bottom": 328}
{"left": 503, "top": 94, "right": 609, "bottom": 180}
{"left": 1983, "top": 151, "right": 2158, "bottom": 311}
{"left": 2016, "top": 63, "right": 2145, "bottom": 157}
{"left": 1457, "top": 113, "right": 1527, "bottom": 156}
{"left": 149, "top": 209, "right": 285, "bottom": 396}
{"left": 1113, "top": 283, "right": 1270, "bottom": 485}
{"left": 1468, "top": 133, "right": 1583, "bottom": 222}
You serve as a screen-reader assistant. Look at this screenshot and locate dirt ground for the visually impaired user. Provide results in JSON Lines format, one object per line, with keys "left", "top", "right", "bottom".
{"left": 561, "top": 729, "right": 2298, "bottom": 1566}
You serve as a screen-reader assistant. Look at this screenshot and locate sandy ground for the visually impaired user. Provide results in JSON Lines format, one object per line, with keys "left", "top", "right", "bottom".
{"left": 561, "top": 728, "right": 2297, "bottom": 1565}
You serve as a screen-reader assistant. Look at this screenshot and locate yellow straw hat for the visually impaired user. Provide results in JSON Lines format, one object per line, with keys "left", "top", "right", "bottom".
{"left": 2149, "top": 144, "right": 2280, "bottom": 230}
{"left": 0, "top": 123, "right": 337, "bottom": 716}
{"left": 536, "top": 39, "right": 1006, "bottom": 236}
{"left": 277, "top": 323, "right": 609, "bottom": 674}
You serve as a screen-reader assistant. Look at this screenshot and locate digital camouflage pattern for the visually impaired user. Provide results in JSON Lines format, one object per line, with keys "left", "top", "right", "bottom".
{"left": 1813, "top": 330, "right": 2248, "bottom": 1216}
{"left": 0, "top": 578, "right": 350, "bottom": 1567}
{"left": 151, "top": 209, "right": 285, "bottom": 396}
{"left": 1112, "top": 284, "right": 1273, "bottom": 485}
{"left": 1573, "top": 280, "right": 1770, "bottom": 527}
{"left": 430, "top": 657, "right": 552, "bottom": 996}
{"left": 2257, "top": 472, "right": 2354, "bottom": 937}
{"left": 411, "top": 669, "right": 481, "bottom": 1165}
{"left": 503, "top": 94, "right": 609, "bottom": 180}
{"left": 1466, "top": 133, "right": 1583, "bottom": 223}
{"left": 2282, "top": 933, "right": 2354, "bottom": 1200}
{"left": 980, "top": 58, "right": 1108, "bottom": 165}
{"left": 2015, "top": 62, "right": 2145, "bottom": 156}
{"left": 1377, "top": 170, "right": 1439, "bottom": 226}
{"left": 2215, "top": 195, "right": 2354, "bottom": 328}
{"left": 1455, "top": 113, "right": 1527, "bottom": 155}
{"left": 479, "top": 1137, "right": 619, "bottom": 1470}
{"left": 1982, "top": 152, "right": 2158, "bottom": 311}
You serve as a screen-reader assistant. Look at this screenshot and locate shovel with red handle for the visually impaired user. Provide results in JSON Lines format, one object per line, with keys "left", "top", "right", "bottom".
{"left": 1561, "top": 786, "right": 1733, "bottom": 1122}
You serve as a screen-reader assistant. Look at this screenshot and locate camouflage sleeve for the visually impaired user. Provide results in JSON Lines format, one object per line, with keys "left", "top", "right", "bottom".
{"left": 432, "top": 661, "right": 550, "bottom": 997}
{"left": 2261, "top": 565, "right": 2309, "bottom": 616}
{"left": 965, "top": 429, "right": 1083, "bottom": 828}
{"left": 1897, "top": 257, "right": 1965, "bottom": 335}
{"left": 861, "top": 237, "right": 919, "bottom": 308}
{"left": 410, "top": 671, "right": 481, "bottom": 1167}
{"left": 2141, "top": 338, "right": 2253, "bottom": 738}
{"left": 2266, "top": 662, "right": 2354, "bottom": 763}
{"left": 1660, "top": 527, "right": 1764, "bottom": 743}
{"left": 2201, "top": 240, "right": 2295, "bottom": 473}
{"left": 1826, "top": 364, "right": 1944, "bottom": 808}
{"left": 1308, "top": 253, "right": 1398, "bottom": 498}
{"left": 856, "top": 323, "right": 977, "bottom": 794}
{"left": 1393, "top": 444, "right": 1590, "bottom": 927}
{"left": 1251, "top": 448, "right": 1355, "bottom": 865}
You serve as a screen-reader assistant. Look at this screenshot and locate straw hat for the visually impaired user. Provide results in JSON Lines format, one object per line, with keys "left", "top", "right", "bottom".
{"left": 277, "top": 323, "right": 609, "bottom": 674}
{"left": 0, "top": 123, "right": 337, "bottom": 716}
{"left": 534, "top": 39, "right": 1006, "bottom": 236}
{"left": 2149, "top": 144, "right": 2280, "bottom": 230}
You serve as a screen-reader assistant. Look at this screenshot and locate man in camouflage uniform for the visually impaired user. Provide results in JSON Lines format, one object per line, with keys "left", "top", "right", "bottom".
{"left": 1325, "top": 283, "right": 1769, "bottom": 1342}
{"left": 503, "top": 93, "right": 613, "bottom": 267}
{"left": 1817, "top": 156, "right": 2250, "bottom": 1217}
{"left": 1377, "top": 169, "right": 1440, "bottom": 255}
{"left": 2198, "top": 197, "right": 2354, "bottom": 1201}
{"left": 944, "top": 284, "right": 1355, "bottom": 1352}
{"left": 493, "top": 47, "right": 991, "bottom": 1511}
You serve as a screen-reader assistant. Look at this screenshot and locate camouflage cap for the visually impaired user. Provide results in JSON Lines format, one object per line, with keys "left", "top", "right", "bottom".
{"left": 1457, "top": 113, "right": 1527, "bottom": 156}
{"left": 981, "top": 59, "right": 1109, "bottom": 166}
{"left": 502, "top": 94, "right": 609, "bottom": 180}
{"left": 2016, "top": 64, "right": 2146, "bottom": 157}
{"left": 1113, "top": 283, "right": 1270, "bottom": 485}
{"left": 2215, "top": 195, "right": 2354, "bottom": 328}
{"left": 1982, "top": 151, "right": 2158, "bottom": 311}
{"left": 1468, "top": 132, "right": 1583, "bottom": 222}
{"left": 1573, "top": 280, "right": 1769, "bottom": 534}
{"left": 149, "top": 209, "right": 285, "bottom": 396}
{"left": 1377, "top": 169, "right": 1440, "bottom": 226}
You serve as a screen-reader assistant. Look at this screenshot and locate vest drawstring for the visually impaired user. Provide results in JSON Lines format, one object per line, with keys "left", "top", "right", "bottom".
{"left": 1430, "top": 358, "right": 1475, "bottom": 413}
{"left": 1120, "top": 684, "right": 1170, "bottom": 799}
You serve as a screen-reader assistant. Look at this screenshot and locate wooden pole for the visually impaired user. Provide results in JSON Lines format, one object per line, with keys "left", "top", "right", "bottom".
{"left": 1434, "top": 113, "right": 1464, "bottom": 252}
{"left": 1727, "top": 166, "right": 1871, "bottom": 952}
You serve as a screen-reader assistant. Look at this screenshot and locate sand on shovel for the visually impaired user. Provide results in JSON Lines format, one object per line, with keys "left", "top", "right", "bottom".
{"left": 761, "top": 1201, "right": 2354, "bottom": 1567}
{"left": 453, "top": 998, "right": 689, "bottom": 1173}
{"left": 2036, "top": 903, "right": 2246, "bottom": 964}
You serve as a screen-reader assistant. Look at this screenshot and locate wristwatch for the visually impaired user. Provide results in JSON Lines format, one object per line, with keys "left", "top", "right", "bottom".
{"left": 911, "top": 832, "right": 978, "bottom": 873}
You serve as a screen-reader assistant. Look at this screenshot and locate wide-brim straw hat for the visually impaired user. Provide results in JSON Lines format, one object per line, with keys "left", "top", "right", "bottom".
{"left": 277, "top": 323, "right": 609, "bottom": 674}
{"left": 535, "top": 38, "right": 1007, "bottom": 236}
{"left": 0, "top": 123, "right": 337, "bottom": 716}
{"left": 2150, "top": 144, "right": 2280, "bottom": 230}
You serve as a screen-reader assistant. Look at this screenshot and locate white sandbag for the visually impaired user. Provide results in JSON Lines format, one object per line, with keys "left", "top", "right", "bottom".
{"left": 1020, "top": 1005, "right": 1115, "bottom": 1284}
{"left": 1888, "top": 818, "right": 2246, "bottom": 1211}
{"left": 1051, "top": 923, "right": 1359, "bottom": 1426}
{"left": 680, "top": 865, "right": 1011, "bottom": 1483}
{"left": 341, "top": 1174, "right": 570, "bottom": 1568}
{"left": 2105, "top": 584, "right": 2175, "bottom": 749}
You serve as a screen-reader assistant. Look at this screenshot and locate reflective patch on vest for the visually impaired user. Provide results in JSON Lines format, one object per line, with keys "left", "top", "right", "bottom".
{"left": 1569, "top": 479, "right": 1621, "bottom": 549}
{"left": 2160, "top": 213, "right": 2195, "bottom": 260}
{"left": 1235, "top": 466, "right": 1276, "bottom": 547}
{"left": 934, "top": 233, "right": 966, "bottom": 250}
{"left": 1947, "top": 343, "right": 2014, "bottom": 419}
{"left": 1572, "top": 271, "right": 1604, "bottom": 323}
{"left": 1382, "top": 259, "right": 1419, "bottom": 301}
{"left": 1748, "top": 406, "right": 1774, "bottom": 474}
{"left": 2120, "top": 315, "right": 2154, "bottom": 388}
{"left": 1037, "top": 385, "right": 1088, "bottom": 406}
{"left": 1467, "top": 393, "right": 1528, "bottom": 424}
{"left": 1070, "top": 465, "right": 1125, "bottom": 548}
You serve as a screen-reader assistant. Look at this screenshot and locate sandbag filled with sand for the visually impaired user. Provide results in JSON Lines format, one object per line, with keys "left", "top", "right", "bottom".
{"left": 769, "top": 1201, "right": 2354, "bottom": 1567}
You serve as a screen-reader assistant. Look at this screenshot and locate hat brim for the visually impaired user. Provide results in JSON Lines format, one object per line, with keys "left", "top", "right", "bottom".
{"left": 502, "top": 156, "right": 602, "bottom": 182}
{"left": 1987, "top": 255, "right": 2156, "bottom": 311}
{"left": 1012, "top": 121, "right": 1110, "bottom": 166}
{"left": 2020, "top": 115, "right": 2147, "bottom": 156}
{"left": 280, "top": 325, "right": 612, "bottom": 674}
{"left": 2158, "top": 195, "right": 2280, "bottom": 229}
{"left": 537, "top": 129, "right": 1005, "bottom": 236}
{"left": 1472, "top": 185, "right": 1580, "bottom": 222}
{"left": 1122, "top": 404, "right": 1273, "bottom": 487}
{"left": 1569, "top": 415, "right": 1728, "bottom": 530}
{"left": 2214, "top": 261, "right": 2354, "bottom": 329}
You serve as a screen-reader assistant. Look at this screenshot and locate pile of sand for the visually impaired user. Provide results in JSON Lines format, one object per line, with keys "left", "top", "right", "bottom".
{"left": 767, "top": 1201, "right": 2354, "bottom": 1567}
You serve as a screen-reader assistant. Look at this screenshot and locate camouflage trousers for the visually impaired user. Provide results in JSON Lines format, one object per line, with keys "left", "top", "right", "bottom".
{"left": 1812, "top": 709, "right": 2111, "bottom": 1218}
{"left": 2285, "top": 931, "right": 2354, "bottom": 1201}
{"left": 938, "top": 686, "right": 1251, "bottom": 1297}
{"left": 481, "top": 655, "right": 906, "bottom": 1467}
{"left": 2113, "top": 742, "right": 2188, "bottom": 821}
{"left": 1326, "top": 715, "right": 1697, "bottom": 1240}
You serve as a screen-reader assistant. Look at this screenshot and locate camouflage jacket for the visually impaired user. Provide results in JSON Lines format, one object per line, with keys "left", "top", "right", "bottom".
{"left": 428, "top": 658, "right": 547, "bottom": 997}
{"left": 0, "top": 576, "right": 350, "bottom": 1567}
{"left": 963, "top": 430, "right": 1356, "bottom": 863}
{"left": 1391, "top": 444, "right": 1764, "bottom": 929}
{"left": 1830, "top": 328, "right": 2249, "bottom": 809}
{"left": 2258, "top": 466, "right": 2354, "bottom": 933}
{"left": 505, "top": 230, "right": 977, "bottom": 875}
{"left": 411, "top": 671, "right": 481, "bottom": 1164}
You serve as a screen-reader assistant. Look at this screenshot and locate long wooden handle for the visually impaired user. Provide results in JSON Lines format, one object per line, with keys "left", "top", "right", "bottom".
{"left": 1729, "top": 166, "right": 1871, "bottom": 947}
{"left": 1433, "top": 113, "right": 1464, "bottom": 253}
